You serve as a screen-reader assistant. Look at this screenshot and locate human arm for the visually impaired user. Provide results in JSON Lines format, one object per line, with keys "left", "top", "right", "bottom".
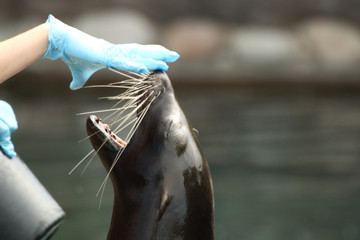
{"left": 0, "top": 14, "right": 180, "bottom": 89}
{"left": 43, "top": 14, "right": 180, "bottom": 89}
{"left": 0, "top": 23, "right": 49, "bottom": 84}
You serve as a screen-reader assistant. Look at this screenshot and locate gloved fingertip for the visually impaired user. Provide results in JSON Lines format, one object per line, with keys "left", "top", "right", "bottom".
{"left": 159, "top": 64, "right": 169, "bottom": 71}
{"left": 131, "top": 64, "right": 149, "bottom": 74}
{"left": 68, "top": 65, "right": 98, "bottom": 90}
{"left": 138, "top": 68, "right": 150, "bottom": 74}
{"left": 7, "top": 150, "right": 16, "bottom": 158}
{"left": 157, "top": 61, "right": 169, "bottom": 71}
{"left": 147, "top": 61, "right": 169, "bottom": 72}
{"left": 1, "top": 142, "right": 17, "bottom": 158}
{"left": 167, "top": 51, "right": 180, "bottom": 62}
{"left": 69, "top": 80, "right": 83, "bottom": 90}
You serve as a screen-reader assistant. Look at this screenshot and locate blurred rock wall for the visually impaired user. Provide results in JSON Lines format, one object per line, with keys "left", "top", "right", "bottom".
{"left": 1, "top": 1, "right": 360, "bottom": 84}
{"left": 2, "top": 0, "right": 360, "bottom": 25}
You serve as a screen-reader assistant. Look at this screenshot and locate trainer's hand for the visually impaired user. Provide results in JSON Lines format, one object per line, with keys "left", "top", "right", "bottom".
{"left": 0, "top": 101, "right": 18, "bottom": 158}
{"left": 42, "top": 14, "right": 180, "bottom": 90}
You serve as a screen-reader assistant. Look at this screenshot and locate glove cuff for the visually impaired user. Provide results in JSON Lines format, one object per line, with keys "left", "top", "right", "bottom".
{"left": 0, "top": 139, "right": 16, "bottom": 158}
{"left": 42, "top": 14, "right": 68, "bottom": 60}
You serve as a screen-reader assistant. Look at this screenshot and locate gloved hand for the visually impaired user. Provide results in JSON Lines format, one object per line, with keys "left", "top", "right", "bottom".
{"left": 42, "top": 14, "right": 180, "bottom": 90}
{"left": 0, "top": 101, "right": 18, "bottom": 158}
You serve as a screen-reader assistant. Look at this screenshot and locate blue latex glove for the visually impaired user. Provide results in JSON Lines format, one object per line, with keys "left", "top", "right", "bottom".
{"left": 42, "top": 14, "right": 180, "bottom": 90}
{"left": 0, "top": 101, "right": 18, "bottom": 158}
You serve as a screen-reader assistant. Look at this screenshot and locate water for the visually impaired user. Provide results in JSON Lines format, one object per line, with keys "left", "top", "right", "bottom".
{"left": 2, "top": 78, "right": 360, "bottom": 240}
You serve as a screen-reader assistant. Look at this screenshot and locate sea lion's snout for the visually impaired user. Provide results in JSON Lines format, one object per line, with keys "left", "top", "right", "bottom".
{"left": 86, "top": 115, "right": 126, "bottom": 150}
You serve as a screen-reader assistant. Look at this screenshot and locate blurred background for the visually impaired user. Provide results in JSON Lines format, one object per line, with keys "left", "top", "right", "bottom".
{"left": 1, "top": 0, "right": 360, "bottom": 239}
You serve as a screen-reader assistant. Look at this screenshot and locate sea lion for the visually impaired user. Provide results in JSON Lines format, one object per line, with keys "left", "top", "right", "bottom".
{"left": 86, "top": 70, "right": 215, "bottom": 240}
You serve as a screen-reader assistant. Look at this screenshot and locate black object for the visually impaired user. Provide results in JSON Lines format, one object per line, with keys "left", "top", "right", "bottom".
{"left": 0, "top": 152, "right": 65, "bottom": 240}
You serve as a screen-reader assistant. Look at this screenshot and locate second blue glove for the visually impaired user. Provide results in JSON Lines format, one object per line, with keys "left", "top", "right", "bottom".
{"left": 0, "top": 101, "right": 18, "bottom": 158}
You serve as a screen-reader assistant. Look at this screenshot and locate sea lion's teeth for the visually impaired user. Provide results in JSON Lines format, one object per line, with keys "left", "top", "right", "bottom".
{"left": 110, "top": 133, "right": 127, "bottom": 148}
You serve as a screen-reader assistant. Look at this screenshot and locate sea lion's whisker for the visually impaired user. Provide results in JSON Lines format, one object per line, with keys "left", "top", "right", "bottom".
{"left": 120, "top": 79, "right": 154, "bottom": 86}
{"left": 124, "top": 95, "right": 155, "bottom": 144}
{"left": 105, "top": 107, "right": 136, "bottom": 125}
{"left": 81, "top": 137, "right": 110, "bottom": 173}
{"left": 69, "top": 149, "right": 95, "bottom": 175}
{"left": 109, "top": 84, "right": 154, "bottom": 98}
{"left": 109, "top": 76, "right": 149, "bottom": 85}
{"left": 121, "top": 91, "right": 155, "bottom": 145}
{"left": 78, "top": 129, "right": 101, "bottom": 143}
{"left": 84, "top": 85, "right": 134, "bottom": 89}
{"left": 106, "top": 98, "right": 154, "bottom": 178}
{"left": 77, "top": 94, "right": 138, "bottom": 129}
{"left": 76, "top": 96, "right": 137, "bottom": 143}
{"left": 97, "top": 91, "right": 155, "bottom": 199}
{"left": 107, "top": 68, "right": 135, "bottom": 79}
{"left": 108, "top": 104, "right": 141, "bottom": 130}
{"left": 108, "top": 68, "right": 146, "bottom": 79}
{"left": 108, "top": 90, "right": 148, "bottom": 100}
{"left": 99, "top": 96, "right": 140, "bottom": 100}
{"left": 109, "top": 81, "right": 145, "bottom": 87}
{"left": 97, "top": 178, "right": 108, "bottom": 208}
{"left": 100, "top": 85, "right": 152, "bottom": 100}
{"left": 106, "top": 89, "right": 140, "bottom": 111}
{"left": 103, "top": 94, "right": 144, "bottom": 124}
{"left": 112, "top": 94, "right": 155, "bottom": 167}
{"left": 124, "top": 83, "right": 153, "bottom": 90}
{"left": 76, "top": 106, "right": 135, "bottom": 116}
{"left": 107, "top": 111, "right": 135, "bottom": 129}
{"left": 107, "top": 92, "right": 153, "bottom": 137}
{"left": 110, "top": 116, "right": 137, "bottom": 134}
{"left": 104, "top": 106, "right": 137, "bottom": 129}
{"left": 123, "top": 106, "right": 150, "bottom": 144}
{"left": 80, "top": 153, "right": 96, "bottom": 176}
{"left": 126, "top": 85, "right": 154, "bottom": 94}
{"left": 109, "top": 81, "right": 134, "bottom": 85}
{"left": 119, "top": 78, "right": 146, "bottom": 83}
{"left": 96, "top": 147, "right": 125, "bottom": 198}
{"left": 71, "top": 130, "right": 112, "bottom": 175}
{"left": 83, "top": 70, "right": 160, "bottom": 207}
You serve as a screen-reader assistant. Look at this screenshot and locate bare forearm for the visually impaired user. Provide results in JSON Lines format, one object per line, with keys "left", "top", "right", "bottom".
{"left": 0, "top": 23, "right": 49, "bottom": 84}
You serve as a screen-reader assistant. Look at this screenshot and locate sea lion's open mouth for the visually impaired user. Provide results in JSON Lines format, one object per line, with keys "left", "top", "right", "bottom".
{"left": 85, "top": 70, "right": 168, "bottom": 154}
{"left": 88, "top": 115, "right": 127, "bottom": 148}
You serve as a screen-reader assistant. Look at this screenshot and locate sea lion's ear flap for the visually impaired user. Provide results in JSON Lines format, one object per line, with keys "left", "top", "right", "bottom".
{"left": 157, "top": 191, "right": 171, "bottom": 221}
